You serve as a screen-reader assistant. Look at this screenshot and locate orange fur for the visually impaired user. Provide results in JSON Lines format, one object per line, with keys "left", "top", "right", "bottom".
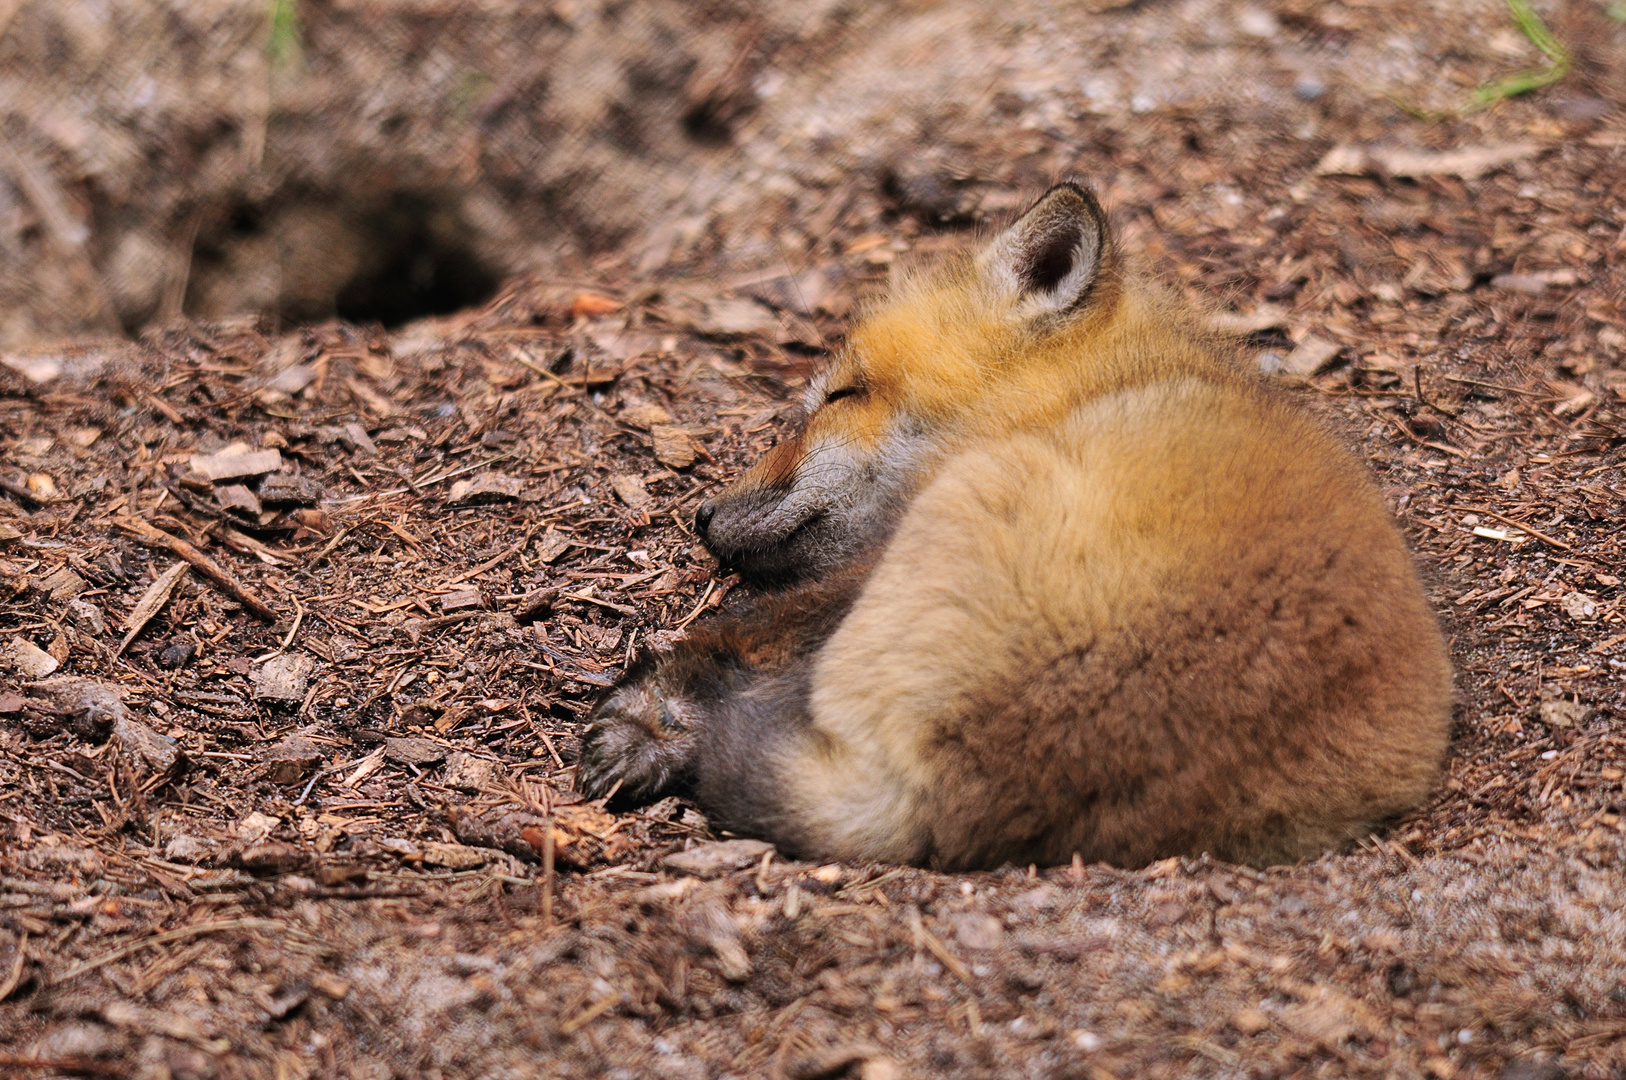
{"left": 579, "top": 183, "right": 1453, "bottom": 869}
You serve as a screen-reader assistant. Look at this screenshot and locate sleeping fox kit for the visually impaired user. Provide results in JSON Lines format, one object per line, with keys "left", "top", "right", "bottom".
{"left": 579, "top": 182, "right": 1452, "bottom": 870}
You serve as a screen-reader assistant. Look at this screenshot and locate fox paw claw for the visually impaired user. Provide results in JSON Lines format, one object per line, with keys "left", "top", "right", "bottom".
{"left": 577, "top": 683, "right": 700, "bottom": 803}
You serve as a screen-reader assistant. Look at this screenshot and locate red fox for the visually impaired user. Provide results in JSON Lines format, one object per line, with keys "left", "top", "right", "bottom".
{"left": 578, "top": 183, "right": 1453, "bottom": 870}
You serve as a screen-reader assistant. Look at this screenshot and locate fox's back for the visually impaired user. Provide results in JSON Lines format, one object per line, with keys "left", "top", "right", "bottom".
{"left": 581, "top": 183, "right": 1453, "bottom": 871}
{"left": 806, "top": 376, "right": 1451, "bottom": 867}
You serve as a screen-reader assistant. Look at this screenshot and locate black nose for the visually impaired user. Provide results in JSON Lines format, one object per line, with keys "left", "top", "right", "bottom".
{"left": 694, "top": 501, "right": 716, "bottom": 540}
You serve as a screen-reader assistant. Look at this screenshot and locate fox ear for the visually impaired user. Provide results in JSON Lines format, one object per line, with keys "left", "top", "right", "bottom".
{"left": 979, "top": 182, "right": 1109, "bottom": 319}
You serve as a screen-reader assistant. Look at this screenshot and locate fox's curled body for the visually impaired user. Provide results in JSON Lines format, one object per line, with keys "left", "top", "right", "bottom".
{"left": 579, "top": 183, "right": 1452, "bottom": 870}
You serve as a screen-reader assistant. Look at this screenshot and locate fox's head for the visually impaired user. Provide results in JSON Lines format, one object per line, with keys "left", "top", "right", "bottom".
{"left": 696, "top": 182, "right": 1128, "bottom": 584}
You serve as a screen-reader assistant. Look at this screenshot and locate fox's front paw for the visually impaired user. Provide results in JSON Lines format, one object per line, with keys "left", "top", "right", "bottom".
{"left": 577, "top": 681, "right": 701, "bottom": 803}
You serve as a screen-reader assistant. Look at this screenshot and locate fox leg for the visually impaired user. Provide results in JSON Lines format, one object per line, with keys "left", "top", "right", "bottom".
{"left": 576, "top": 562, "right": 870, "bottom": 806}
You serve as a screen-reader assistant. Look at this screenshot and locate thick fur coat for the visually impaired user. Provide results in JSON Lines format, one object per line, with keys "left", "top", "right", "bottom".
{"left": 577, "top": 183, "right": 1453, "bottom": 870}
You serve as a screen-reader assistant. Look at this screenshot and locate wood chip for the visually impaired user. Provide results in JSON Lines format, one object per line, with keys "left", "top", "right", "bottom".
{"left": 514, "top": 587, "right": 559, "bottom": 623}
{"left": 1279, "top": 335, "right": 1343, "bottom": 377}
{"left": 699, "top": 297, "right": 779, "bottom": 336}
{"left": 37, "top": 565, "right": 87, "bottom": 601}
{"left": 661, "top": 838, "right": 775, "bottom": 878}
{"left": 685, "top": 901, "right": 752, "bottom": 981}
{"left": 951, "top": 913, "right": 1005, "bottom": 951}
{"left": 268, "top": 363, "right": 317, "bottom": 394}
{"left": 115, "top": 561, "right": 188, "bottom": 658}
{"left": 438, "top": 587, "right": 483, "bottom": 613}
{"left": 115, "top": 714, "right": 186, "bottom": 782}
{"left": 420, "top": 842, "right": 490, "bottom": 870}
{"left": 251, "top": 653, "right": 316, "bottom": 704}
{"left": 1315, "top": 142, "right": 1542, "bottom": 181}
{"left": 447, "top": 473, "right": 522, "bottom": 505}
{"left": 619, "top": 402, "right": 672, "bottom": 428}
{"left": 651, "top": 424, "right": 697, "bottom": 469}
{"left": 26, "top": 473, "right": 57, "bottom": 500}
{"left": 262, "top": 736, "right": 325, "bottom": 784}
{"left": 308, "top": 973, "right": 351, "bottom": 999}
{"left": 214, "top": 483, "right": 262, "bottom": 516}
{"left": 383, "top": 737, "right": 447, "bottom": 766}
{"left": 114, "top": 515, "right": 279, "bottom": 621}
{"left": 610, "top": 473, "right": 652, "bottom": 509}
{"left": 1211, "top": 304, "right": 1289, "bottom": 335}
{"left": 66, "top": 599, "right": 105, "bottom": 634}
{"left": 1231, "top": 1008, "right": 1271, "bottom": 1035}
{"left": 1539, "top": 699, "right": 1588, "bottom": 729}
{"left": 342, "top": 421, "right": 378, "bottom": 456}
{"left": 1278, "top": 986, "right": 1377, "bottom": 1046}
{"left": 535, "top": 529, "right": 572, "bottom": 563}
{"left": 188, "top": 447, "right": 283, "bottom": 482}
{"left": 6, "top": 636, "right": 59, "bottom": 678}
{"left": 443, "top": 751, "right": 505, "bottom": 791}
{"left": 0, "top": 354, "right": 61, "bottom": 383}
{"left": 257, "top": 472, "right": 321, "bottom": 507}
{"left": 570, "top": 292, "right": 623, "bottom": 318}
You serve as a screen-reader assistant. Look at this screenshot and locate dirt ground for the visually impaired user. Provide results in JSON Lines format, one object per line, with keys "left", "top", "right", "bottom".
{"left": 3, "top": 1, "right": 1626, "bottom": 1078}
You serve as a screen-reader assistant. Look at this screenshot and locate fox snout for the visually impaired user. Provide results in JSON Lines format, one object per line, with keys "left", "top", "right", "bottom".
{"left": 693, "top": 444, "right": 901, "bottom": 586}
{"left": 692, "top": 500, "right": 717, "bottom": 538}
{"left": 690, "top": 481, "right": 823, "bottom": 585}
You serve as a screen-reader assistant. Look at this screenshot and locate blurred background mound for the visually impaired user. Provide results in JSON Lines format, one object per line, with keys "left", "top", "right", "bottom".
{"left": 0, "top": 0, "right": 1620, "bottom": 347}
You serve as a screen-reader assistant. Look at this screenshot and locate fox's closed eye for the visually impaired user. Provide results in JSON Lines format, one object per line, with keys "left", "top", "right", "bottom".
{"left": 824, "top": 385, "right": 863, "bottom": 404}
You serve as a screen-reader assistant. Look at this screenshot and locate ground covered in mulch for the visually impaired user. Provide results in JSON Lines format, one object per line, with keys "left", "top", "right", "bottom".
{"left": 4, "top": 3, "right": 1626, "bottom": 1079}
